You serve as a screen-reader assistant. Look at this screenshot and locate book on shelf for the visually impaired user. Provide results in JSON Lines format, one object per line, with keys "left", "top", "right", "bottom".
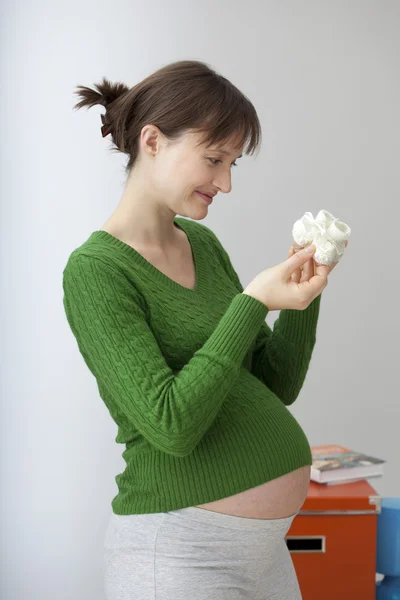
{"left": 310, "top": 445, "right": 385, "bottom": 485}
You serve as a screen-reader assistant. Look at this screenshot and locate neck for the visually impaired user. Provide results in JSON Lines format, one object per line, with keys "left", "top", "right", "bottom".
{"left": 101, "top": 171, "right": 179, "bottom": 249}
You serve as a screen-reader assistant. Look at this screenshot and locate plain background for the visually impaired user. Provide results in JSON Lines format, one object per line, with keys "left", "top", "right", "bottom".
{"left": 1, "top": 1, "right": 399, "bottom": 598}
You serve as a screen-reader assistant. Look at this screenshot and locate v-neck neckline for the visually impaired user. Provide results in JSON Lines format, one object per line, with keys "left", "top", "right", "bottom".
{"left": 88, "top": 217, "right": 207, "bottom": 298}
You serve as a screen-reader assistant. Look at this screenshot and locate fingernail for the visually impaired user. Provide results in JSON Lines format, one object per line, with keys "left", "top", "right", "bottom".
{"left": 305, "top": 244, "right": 315, "bottom": 254}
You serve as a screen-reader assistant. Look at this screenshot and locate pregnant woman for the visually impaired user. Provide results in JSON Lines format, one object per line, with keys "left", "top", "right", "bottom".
{"left": 63, "top": 59, "right": 346, "bottom": 599}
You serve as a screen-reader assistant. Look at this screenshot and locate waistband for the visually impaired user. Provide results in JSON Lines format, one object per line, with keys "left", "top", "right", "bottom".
{"left": 167, "top": 506, "right": 298, "bottom": 532}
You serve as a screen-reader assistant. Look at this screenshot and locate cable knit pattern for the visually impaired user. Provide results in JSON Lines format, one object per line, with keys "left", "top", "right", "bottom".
{"left": 62, "top": 217, "right": 321, "bottom": 514}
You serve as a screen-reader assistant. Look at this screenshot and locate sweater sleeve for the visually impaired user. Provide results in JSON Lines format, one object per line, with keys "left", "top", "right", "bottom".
{"left": 207, "top": 229, "right": 322, "bottom": 405}
{"left": 62, "top": 253, "right": 269, "bottom": 457}
{"left": 251, "top": 295, "right": 321, "bottom": 405}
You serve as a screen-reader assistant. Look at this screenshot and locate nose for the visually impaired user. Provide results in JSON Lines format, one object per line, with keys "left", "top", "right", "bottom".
{"left": 213, "top": 170, "right": 232, "bottom": 194}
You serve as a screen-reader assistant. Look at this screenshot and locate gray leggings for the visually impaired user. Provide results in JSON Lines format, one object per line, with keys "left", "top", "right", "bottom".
{"left": 103, "top": 506, "right": 302, "bottom": 599}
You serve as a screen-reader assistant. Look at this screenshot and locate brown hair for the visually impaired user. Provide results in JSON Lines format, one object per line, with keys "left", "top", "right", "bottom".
{"left": 73, "top": 60, "right": 262, "bottom": 175}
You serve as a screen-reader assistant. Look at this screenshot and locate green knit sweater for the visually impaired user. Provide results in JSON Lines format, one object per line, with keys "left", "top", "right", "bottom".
{"left": 62, "top": 217, "right": 321, "bottom": 515}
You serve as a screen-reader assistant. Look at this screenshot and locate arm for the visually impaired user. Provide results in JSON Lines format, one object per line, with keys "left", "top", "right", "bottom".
{"left": 62, "top": 253, "right": 269, "bottom": 457}
{"left": 251, "top": 295, "right": 321, "bottom": 405}
{"left": 207, "top": 229, "right": 321, "bottom": 405}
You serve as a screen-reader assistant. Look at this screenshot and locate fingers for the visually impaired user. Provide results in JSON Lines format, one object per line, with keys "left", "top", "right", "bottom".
{"left": 290, "top": 239, "right": 348, "bottom": 281}
{"left": 286, "top": 246, "right": 316, "bottom": 285}
{"left": 301, "top": 255, "right": 314, "bottom": 283}
{"left": 298, "top": 271, "right": 328, "bottom": 300}
{"left": 286, "top": 245, "right": 316, "bottom": 271}
{"left": 288, "top": 248, "right": 302, "bottom": 283}
{"left": 289, "top": 246, "right": 327, "bottom": 295}
{"left": 313, "top": 263, "right": 329, "bottom": 285}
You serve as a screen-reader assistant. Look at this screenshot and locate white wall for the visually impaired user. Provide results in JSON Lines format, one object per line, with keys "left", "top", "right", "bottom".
{"left": 1, "top": 0, "right": 399, "bottom": 598}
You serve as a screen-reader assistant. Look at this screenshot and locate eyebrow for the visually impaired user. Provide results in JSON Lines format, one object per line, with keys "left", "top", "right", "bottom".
{"left": 213, "top": 149, "right": 243, "bottom": 159}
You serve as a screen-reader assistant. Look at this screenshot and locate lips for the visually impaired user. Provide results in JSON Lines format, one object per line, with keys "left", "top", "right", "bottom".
{"left": 196, "top": 191, "right": 213, "bottom": 204}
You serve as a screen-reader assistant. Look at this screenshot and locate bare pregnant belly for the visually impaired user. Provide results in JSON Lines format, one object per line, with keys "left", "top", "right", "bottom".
{"left": 196, "top": 465, "right": 311, "bottom": 519}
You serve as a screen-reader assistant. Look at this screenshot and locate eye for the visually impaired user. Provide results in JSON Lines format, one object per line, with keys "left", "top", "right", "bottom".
{"left": 208, "top": 158, "right": 238, "bottom": 168}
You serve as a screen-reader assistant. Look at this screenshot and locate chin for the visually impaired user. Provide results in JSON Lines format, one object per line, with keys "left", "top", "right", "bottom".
{"left": 177, "top": 198, "right": 209, "bottom": 220}
{"left": 178, "top": 211, "right": 208, "bottom": 223}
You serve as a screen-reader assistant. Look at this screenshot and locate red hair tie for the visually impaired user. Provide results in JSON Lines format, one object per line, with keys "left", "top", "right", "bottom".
{"left": 100, "top": 113, "right": 112, "bottom": 138}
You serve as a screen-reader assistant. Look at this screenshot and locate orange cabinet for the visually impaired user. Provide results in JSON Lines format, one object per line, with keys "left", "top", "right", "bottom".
{"left": 286, "top": 480, "right": 381, "bottom": 599}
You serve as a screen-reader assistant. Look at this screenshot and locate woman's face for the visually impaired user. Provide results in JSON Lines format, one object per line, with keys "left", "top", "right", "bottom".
{"left": 149, "top": 129, "right": 243, "bottom": 217}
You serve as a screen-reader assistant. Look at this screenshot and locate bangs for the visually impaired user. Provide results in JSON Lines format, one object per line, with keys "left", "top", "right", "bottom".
{"left": 191, "top": 80, "right": 262, "bottom": 156}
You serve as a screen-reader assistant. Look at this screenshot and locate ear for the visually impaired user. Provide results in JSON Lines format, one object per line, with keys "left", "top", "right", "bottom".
{"left": 140, "top": 124, "right": 165, "bottom": 157}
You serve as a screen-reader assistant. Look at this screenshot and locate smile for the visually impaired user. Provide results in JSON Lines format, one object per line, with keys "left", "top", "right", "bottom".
{"left": 196, "top": 191, "right": 213, "bottom": 204}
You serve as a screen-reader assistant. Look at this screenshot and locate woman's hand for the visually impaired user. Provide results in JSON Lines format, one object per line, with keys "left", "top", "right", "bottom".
{"left": 242, "top": 246, "right": 330, "bottom": 311}
{"left": 288, "top": 240, "right": 348, "bottom": 283}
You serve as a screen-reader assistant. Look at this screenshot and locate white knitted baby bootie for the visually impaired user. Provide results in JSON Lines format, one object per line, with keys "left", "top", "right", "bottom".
{"left": 292, "top": 210, "right": 351, "bottom": 265}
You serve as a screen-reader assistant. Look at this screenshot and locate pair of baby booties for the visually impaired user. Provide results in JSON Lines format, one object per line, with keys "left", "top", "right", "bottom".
{"left": 292, "top": 210, "right": 351, "bottom": 265}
